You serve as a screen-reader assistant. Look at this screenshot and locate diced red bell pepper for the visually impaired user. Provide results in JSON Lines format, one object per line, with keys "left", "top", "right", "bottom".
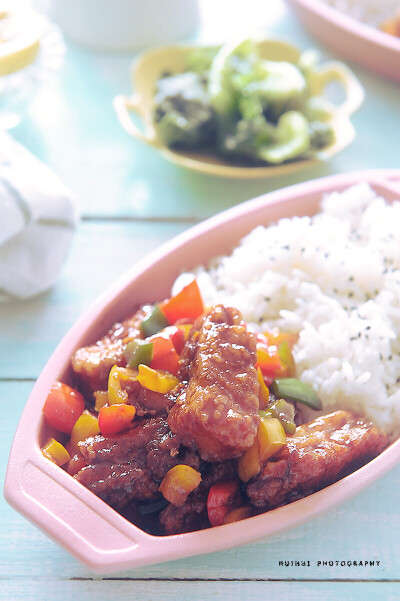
{"left": 176, "top": 322, "right": 193, "bottom": 342}
{"left": 98, "top": 403, "right": 136, "bottom": 436}
{"left": 154, "top": 325, "right": 186, "bottom": 355}
{"left": 256, "top": 343, "right": 283, "bottom": 380}
{"left": 159, "top": 279, "right": 204, "bottom": 324}
{"left": 42, "top": 381, "right": 85, "bottom": 434}
{"left": 163, "top": 325, "right": 186, "bottom": 354}
{"left": 262, "top": 330, "right": 298, "bottom": 378}
{"left": 147, "top": 332, "right": 180, "bottom": 376}
{"left": 207, "top": 479, "right": 241, "bottom": 527}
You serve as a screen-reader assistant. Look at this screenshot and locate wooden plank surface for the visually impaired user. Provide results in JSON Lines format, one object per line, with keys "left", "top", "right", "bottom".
{"left": 2, "top": 0, "right": 400, "bottom": 599}
{"left": 3, "top": 581, "right": 400, "bottom": 601}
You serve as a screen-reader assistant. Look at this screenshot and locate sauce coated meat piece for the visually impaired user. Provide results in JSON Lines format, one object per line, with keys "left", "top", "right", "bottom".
{"left": 74, "top": 416, "right": 181, "bottom": 508}
{"left": 159, "top": 461, "right": 236, "bottom": 535}
{"left": 246, "top": 410, "right": 388, "bottom": 509}
{"left": 124, "top": 378, "right": 175, "bottom": 417}
{"left": 168, "top": 305, "right": 260, "bottom": 462}
{"left": 71, "top": 306, "right": 147, "bottom": 394}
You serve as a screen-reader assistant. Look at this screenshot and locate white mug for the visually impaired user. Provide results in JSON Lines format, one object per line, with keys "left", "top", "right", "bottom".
{"left": 49, "top": 0, "right": 200, "bottom": 51}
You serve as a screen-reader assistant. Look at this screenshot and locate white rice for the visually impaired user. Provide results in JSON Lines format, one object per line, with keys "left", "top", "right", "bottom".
{"left": 179, "top": 183, "right": 400, "bottom": 440}
{"left": 321, "top": 0, "right": 399, "bottom": 28}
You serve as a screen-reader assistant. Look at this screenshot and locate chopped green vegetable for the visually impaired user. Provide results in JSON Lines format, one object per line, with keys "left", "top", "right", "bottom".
{"left": 184, "top": 46, "right": 218, "bottom": 74}
{"left": 220, "top": 115, "right": 274, "bottom": 161}
{"left": 153, "top": 72, "right": 215, "bottom": 148}
{"left": 308, "top": 120, "right": 335, "bottom": 149}
{"left": 257, "top": 111, "right": 310, "bottom": 164}
{"left": 124, "top": 339, "right": 154, "bottom": 369}
{"left": 240, "top": 59, "right": 307, "bottom": 120}
{"left": 208, "top": 39, "right": 254, "bottom": 119}
{"left": 304, "top": 96, "right": 334, "bottom": 122}
{"left": 140, "top": 305, "right": 169, "bottom": 337}
{"left": 153, "top": 37, "right": 338, "bottom": 165}
{"left": 271, "top": 378, "right": 322, "bottom": 410}
{"left": 268, "top": 398, "right": 297, "bottom": 435}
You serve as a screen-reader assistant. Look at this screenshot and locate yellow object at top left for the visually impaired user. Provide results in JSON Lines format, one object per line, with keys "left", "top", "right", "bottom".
{"left": 0, "top": 4, "right": 45, "bottom": 76}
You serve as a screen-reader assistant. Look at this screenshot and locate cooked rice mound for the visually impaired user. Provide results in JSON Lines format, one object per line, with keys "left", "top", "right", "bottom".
{"left": 185, "top": 183, "right": 400, "bottom": 440}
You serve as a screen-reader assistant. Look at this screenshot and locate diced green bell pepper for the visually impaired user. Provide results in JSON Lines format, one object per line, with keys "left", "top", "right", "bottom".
{"left": 268, "top": 398, "right": 296, "bottom": 435}
{"left": 124, "top": 339, "right": 154, "bottom": 369}
{"left": 271, "top": 378, "right": 322, "bottom": 410}
{"left": 140, "top": 305, "right": 169, "bottom": 337}
{"left": 257, "top": 111, "right": 310, "bottom": 164}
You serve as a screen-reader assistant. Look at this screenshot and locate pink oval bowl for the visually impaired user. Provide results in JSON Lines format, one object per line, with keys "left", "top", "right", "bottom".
{"left": 4, "top": 170, "right": 400, "bottom": 573}
{"left": 286, "top": 0, "right": 400, "bottom": 82}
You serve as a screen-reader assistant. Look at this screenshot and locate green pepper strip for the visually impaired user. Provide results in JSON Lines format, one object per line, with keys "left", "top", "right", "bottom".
{"left": 140, "top": 305, "right": 170, "bottom": 337}
{"left": 124, "top": 339, "right": 154, "bottom": 369}
{"left": 271, "top": 378, "right": 322, "bottom": 410}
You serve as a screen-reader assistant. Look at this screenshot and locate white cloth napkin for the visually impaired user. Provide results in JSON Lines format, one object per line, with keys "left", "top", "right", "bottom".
{"left": 0, "top": 133, "right": 78, "bottom": 300}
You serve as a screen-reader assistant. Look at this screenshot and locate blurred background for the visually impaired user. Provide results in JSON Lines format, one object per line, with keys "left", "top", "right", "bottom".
{"left": 8, "top": 0, "right": 400, "bottom": 229}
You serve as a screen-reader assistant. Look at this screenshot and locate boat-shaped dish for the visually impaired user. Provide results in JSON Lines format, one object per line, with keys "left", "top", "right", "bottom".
{"left": 286, "top": 0, "right": 400, "bottom": 83}
{"left": 113, "top": 38, "right": 364, "bottom": 179}
{"left": 4, "top": 170, "right": 400, "bottom": 573}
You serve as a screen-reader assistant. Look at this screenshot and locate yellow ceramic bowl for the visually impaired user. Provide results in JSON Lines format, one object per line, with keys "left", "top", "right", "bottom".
{"left": 114, "top": 38, "right": 365, "bottom": 179}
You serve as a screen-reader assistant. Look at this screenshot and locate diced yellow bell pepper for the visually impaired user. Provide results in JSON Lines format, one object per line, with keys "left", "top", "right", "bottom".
{"left": 257, "top": 417, "right": 286, "bottom": 462}
{"left": 94, "top": 390, "right": 109, "bottom": 412}
{"left": 177, "top": 323, "right": 193, "bottom": 341}
{"left": 117, "top": 366, "right": 139, "bottom": 381}
{"left": 263, "top": 329, "right": 299, "bottom": 349}
{"left": 159, "top": 464, "right": 202, "bottom": 506}
{"left": 380, "top": 17, "right": 399, "bottom": 36}
{"left": 108, "top": 365, "right": 127, "bottom": 405}
{"left": 238, "top": 440, "right": 261, "bottom": 483}
{"left": 42, "top": 438, "right": 71, "bottom": 466}
{"left": 137, "top": 364, "right": 179, "bottom": 394}
{"left": 238, "top": 417, "right": 286, "bottom": 482}
{"left": 257, "top": 367, "right": 269, "bottom": 409}
{"left": 108, "top": 365, "right": 138, "bottom": 405}
{"left": 70, "top": 410, "right": 100, "bottom": 447}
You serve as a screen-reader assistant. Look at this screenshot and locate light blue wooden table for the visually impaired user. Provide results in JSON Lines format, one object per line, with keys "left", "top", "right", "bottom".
{"left": 1, "top": 1, "right": 400, "bottom": 599}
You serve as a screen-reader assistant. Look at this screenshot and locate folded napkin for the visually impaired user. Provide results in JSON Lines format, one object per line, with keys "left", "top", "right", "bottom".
{"left": 0, "top": 133, "right": 78, "bottom": 300}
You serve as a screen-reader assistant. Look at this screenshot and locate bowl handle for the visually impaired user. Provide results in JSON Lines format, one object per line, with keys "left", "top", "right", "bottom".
{"left": 312, "top": 61, "right": 365, "bottom": 116}
{"left": 113, "top": 94, "right": 159, "bottom": 147}
{"left": 4, "top": 453, "right": 157, "bottom": 572}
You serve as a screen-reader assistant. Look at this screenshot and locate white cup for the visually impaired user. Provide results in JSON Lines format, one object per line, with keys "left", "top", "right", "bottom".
{"left": 48, "top": 0, "right": 200, "bottom": 51}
